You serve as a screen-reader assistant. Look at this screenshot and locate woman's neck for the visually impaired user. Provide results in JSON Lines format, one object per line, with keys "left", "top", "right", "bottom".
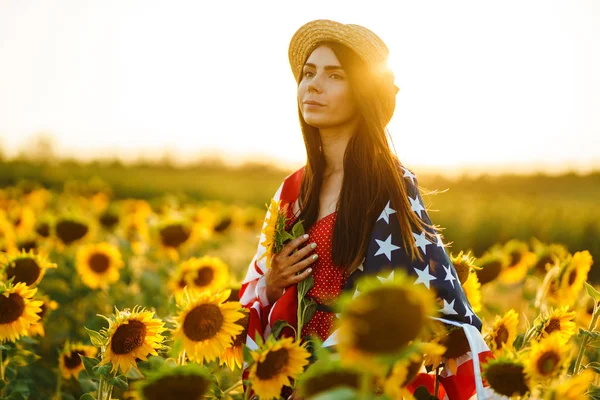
{"left": 319, "top": 118, "right": 359, "bottom": 176}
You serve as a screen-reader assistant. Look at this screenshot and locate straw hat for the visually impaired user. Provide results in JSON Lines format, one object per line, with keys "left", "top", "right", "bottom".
{"left": 288, "top": 19, "right": 400, "bottom": 125}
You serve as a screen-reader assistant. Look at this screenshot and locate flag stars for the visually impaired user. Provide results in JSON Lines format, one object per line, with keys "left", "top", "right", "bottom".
{"left": 377, "top": 200, "right": 397, "bottom": 224}
{"left": 463, "top": 301, "right": 474, "bottom": 323}
{"left": 443, "top": 264, "right": 457, "bottom": 289}
{"left": 412, "top": 231, "right": 433, "bottom": 254}
{"left": 402, "top": 167, "right": 416, "bottom": 185}
{"left": 413, "top": 264, "right": 436, "bottom": 290}
{"left": 408, "top": 195, "right": 425, "bottom": 218}
{"left": 374, "top": 234, "right": 401, "bottom": 262}
{"left": 435, "top": 233, "right": 444, "bottom": 248}
{"left": 439, "top": 298, "right": 459, "bottom": 315}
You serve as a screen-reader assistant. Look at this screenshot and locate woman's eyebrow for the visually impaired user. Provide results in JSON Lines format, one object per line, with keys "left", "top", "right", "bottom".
{"left": 303, "top": 63, "right": 344, "bottom": 71}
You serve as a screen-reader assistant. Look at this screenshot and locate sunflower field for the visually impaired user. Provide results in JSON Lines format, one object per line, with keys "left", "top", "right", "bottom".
{"left": 1, "top": 168, "right": 599, "bottom": 400}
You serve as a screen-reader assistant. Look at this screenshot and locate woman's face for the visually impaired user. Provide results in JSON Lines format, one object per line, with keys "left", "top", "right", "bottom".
{"left": 297, "top": 45, "right": 358, "bottom": 128}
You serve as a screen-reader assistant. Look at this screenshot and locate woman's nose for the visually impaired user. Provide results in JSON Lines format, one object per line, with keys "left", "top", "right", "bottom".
{"left": 307, "top": 75, "right": 323, "bottom": 93}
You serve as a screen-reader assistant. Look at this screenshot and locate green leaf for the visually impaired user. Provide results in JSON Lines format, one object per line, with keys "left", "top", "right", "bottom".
{"left": 84, "top": 327, "right": 105, "bottom": 347}
{"left": 585, "top": 282, "right": 600, "bottom": 302}
{"left": 0, "top": 379, "right": 5, "bottom": 390}
{"left": 298, "top": 275, "right": 315, "bottom": 298}
{"left": 281, "top": 232, "right": 295, "bottom": 242}
{"left": 586, "top": 362, "right": 600, "bottom": 374}
{"left": 242, "top": 344, "right": 254, "bottom": 365}
{"left": 302, "top": 299, "right": 318, "bottom": 327}
{"left": 79, "top": 355, "right": 100, "bottom": 379}
{"left": 108, "top": 375, "right": 128, "bottom": 391}
{"left": 291, "top": 220, "right": 305, "bottom": 238}
{"left": 579, "top": 328, "right": 600, "bottom": 340}
{"left": 93, "top": 363, "right": 113, "bottom": 378}
{"left": 310, "top": 387, "right": 360, "bottom": 400}
{"left": 513, "top": 333, "right": 525, "bottom": 350}
{"left": 271, "top": 319, "right": 293, "bottom": 339}
{"left": 79, "top": 394, "right": 95, "bottom": 400}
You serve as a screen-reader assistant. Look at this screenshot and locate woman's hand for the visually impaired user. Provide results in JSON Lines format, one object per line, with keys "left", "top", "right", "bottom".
{"left": 265, "top": 234, "right": 318, "bottom": 304}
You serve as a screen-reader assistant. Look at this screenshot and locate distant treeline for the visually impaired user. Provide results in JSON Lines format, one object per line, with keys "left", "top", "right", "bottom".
{"left": 2, "top": 159, "right": 599, "bottom": 281}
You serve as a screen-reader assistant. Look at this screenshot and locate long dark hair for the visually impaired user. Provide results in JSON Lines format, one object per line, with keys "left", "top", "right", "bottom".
{"left": 294, "top": 41, "right": 440, "bottom": 275}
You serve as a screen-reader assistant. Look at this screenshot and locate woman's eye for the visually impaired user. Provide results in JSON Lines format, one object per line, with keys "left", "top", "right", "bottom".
{"left": 303, "top": 71, "right": 314, "bottom": 77}
{"left": 331, "top": 73, "right": 343, "bottom": 79}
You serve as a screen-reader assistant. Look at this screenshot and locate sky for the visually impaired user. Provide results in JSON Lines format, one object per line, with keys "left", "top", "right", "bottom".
{"left": 0, "top": 0, "right": 599, "bottom": 176}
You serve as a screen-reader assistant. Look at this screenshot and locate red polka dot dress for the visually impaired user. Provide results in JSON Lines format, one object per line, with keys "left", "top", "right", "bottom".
{"left": 299, "top": 211, "right": 347, "bottom": 341}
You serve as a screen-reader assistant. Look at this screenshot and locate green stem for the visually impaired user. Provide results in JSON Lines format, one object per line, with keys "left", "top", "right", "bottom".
{"left": 97, "top": 376, "right": 104, "bottom": 400}
{"left": 359, "top": 371, "right": 371, "bottom": 399}
{"left": 222, "top": 380, "right": 243, "bottom": 396}
{"left": 55, "top": 373, "right": 63, "bottom": 400}
{"left": 574, "top": 301, "right": 600, "bottom": 375}
{"left": 0, "top": 348, "right": 5, "bottom": 398}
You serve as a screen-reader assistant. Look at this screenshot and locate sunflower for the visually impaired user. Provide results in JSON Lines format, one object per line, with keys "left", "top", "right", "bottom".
{"left": 484, "top": 309, "right": 519, "bottom": 355}
{"left": 248, "top": 336, "right": 311, "bottom": 400}
{"left": 449, "top": 250, "right": 480, "bottom": 285}
{"left": 482, "top": 353, "right": 530, "bottom": 398}
{"left": 336, "top": 269, "right": 439, "bottom": 364}
{"left": 1, "top": 249, "right": 57, "bottom": 287}
{"left": 155, "top": 217, "right": 200, "bottom": 261}
{"left": 27, "top": 294, "right": 59, "bottom": 337}
{"left": 384, "top": 341, "right": 445, "bottom": 399}
{"left": 532, "top": 241, "right": 569, "bottom": 276}
{"left": 558, "top": 250, "right": 594, "bottom": 306}
{"left": 496, "top": 240, "right": 537, "bottom": 285}
{"left": 0, "top": 281, "right": 43, "bottom": 343}
{"left": 133, "top": 363, "right": 214, "bottom": 400}
{"left": 296, "top": 359, "right": 362, "bottom": 399}
{"left": 97, "top": 305, "right": 167, "bottom": 375}
{"left": 119, "top": 212, "right": 150, "bottom": 256}
{"left": 257, "top": 198, "right": 282, "bottom": 270}
{"left": 524, "top": 334, "right": 571, "bottom": 383}
{"left": 172, "top": 288, "right": 244, "bottom": 364}
{"left": 461, "top": 270, "right": 482, "bottom": 313}
{"left": 533, "top": 305, "right": 577, "bottom": 344}
{"left": 168, "top": 256, "right": 230, "bottom": 296}
{"left": 474, "top": 248, "right": 510, "bottom": 286}
{"left": 54, "top": 215, "right": 94, "bottom": 247}
{"left": 220, "top": 308, "right": 249, "bottom": 371}
{"left": 543, "top": 368, "right": 595, "bottom": 400}
{"left": 9, "top": 205, "right": 36, "bottom": 239}
{"left": 76, "top": 242, "right": 124, "bottom": 289}
{"left": 58, "top": 340, "right": 98, "bottom": 379}
{"left": 0, "top": 215, "right": 16, "bottom": 252}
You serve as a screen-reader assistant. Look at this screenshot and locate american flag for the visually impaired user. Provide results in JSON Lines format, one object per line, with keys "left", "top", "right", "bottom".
{"left": 240, "top": 164, "right": 495, "bottom": 400}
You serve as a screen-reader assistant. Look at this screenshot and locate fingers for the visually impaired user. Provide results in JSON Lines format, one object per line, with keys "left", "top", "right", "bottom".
{"left": 289, "top": 253, "right": 318, "bottom": 275}
{"left": 279, "top": 233, "right": 310, "bottom": 258}
{"left": 288, "top": 240, "right": 317, "bottom": 264}
{"left": 289, "top": 264, "right": 314, "bottom": 284}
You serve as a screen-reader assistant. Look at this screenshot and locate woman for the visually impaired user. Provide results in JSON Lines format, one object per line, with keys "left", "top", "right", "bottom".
{"left": 240, "top": 19, "right": 493, "bottom": 399}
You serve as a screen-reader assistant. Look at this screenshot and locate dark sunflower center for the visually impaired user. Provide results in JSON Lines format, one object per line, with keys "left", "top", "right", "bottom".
{"left": 193, "top": 267, "right": 214, "bottom": 287}
{"left": 535, "top": 255, "right": 553, "bottom": 274}
{"left": 55, "top": 220, "right": 89, "bottom": 245}
{"left": 214, "top": 217, "right": 232, "bottom": 233}
{"left": 509, "top": 251, "right": 523, "bottom": 267}
{"left": 36, "top": 223, "right": 50, "bottom": 238}
{"left": 37, "top": 302, "right": 48, "bottom": 319}
{"left": 494, "top": 325, "right": 509, "bottom": 350}
{"left": 99, "top": 213, "right": 119, "bottom": 229}
{"left": 302, "top": 371, "right": 360, "bottom": 397}
{"left": 568, "top": 269, "right": 578, "bottom": 286}
{"left": 183, "top": 304, "right": 224, "bottom": 341}
{"left": 159, "top": 224, "right": 191, "bottom": 248}
{"left": 0, "top": 293, "right": 25, "bottom": 324}
{"left": 64, "top": 350, "right": 83, "bottom": 369}
{"left": 349, "top": 287, "right": 422, "bottom": 354}
{"left": 476, "top": 260, "right": 503, "bottom": 285}
{"left": 537, "top": 351, "right": 560, "bottom": 375}
{"left": 178, "top": 277, "right": 187, "bottom": 288}
{"left": 111, "top": 320, "right": 147, "bottom": 355}
{"left": 454, "top": 262, "right": 470, "bottom": 285}
{"left": 18, "top": 240, "right": 37, "bottom": 253}
{"left": 256, "top": 348, "right": 289, "bottom": 380}
{"left": 544, "top": 318, "right": 561, "bottom": 335}
{"left": 484, "top": 363, "right": 529, "bottom": 397}
{"left": 88, "top": 253, "right": 111, "bottom": 273}
{"left": 6, "top": 258, "right": 42, "bottom": 286}
{"left": 142, "top": 375, "right": 210, "bottom": 400}
{"left": 232, "top": 313, "right": 250, "bottom": 347}
{"left": 442, "top": 328, "right": 471, "bottom": 358}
